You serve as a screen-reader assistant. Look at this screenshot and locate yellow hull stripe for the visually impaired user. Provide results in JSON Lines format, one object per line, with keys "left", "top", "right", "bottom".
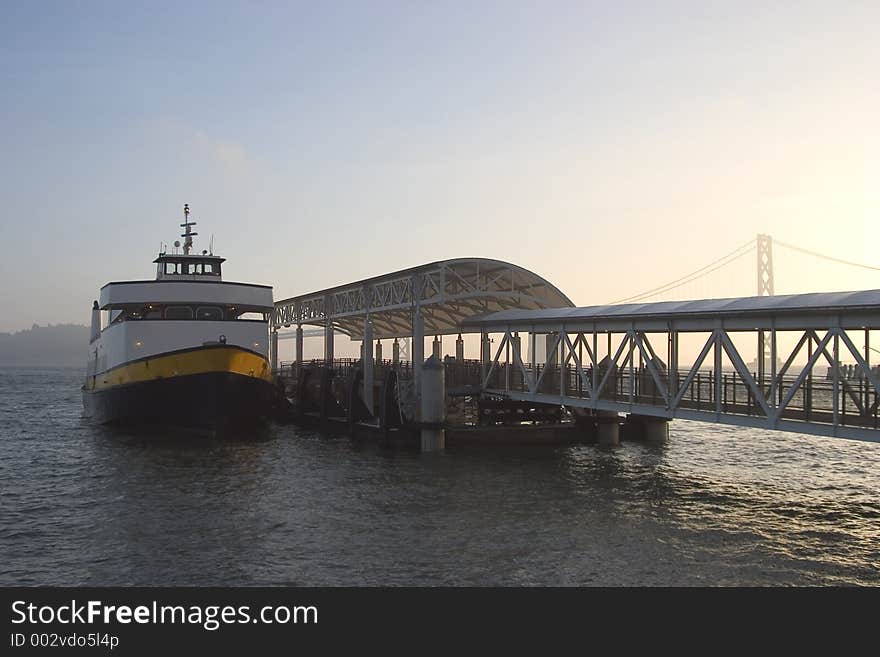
{"left": 88, "top": 347, "right": 271, "bottom": 391}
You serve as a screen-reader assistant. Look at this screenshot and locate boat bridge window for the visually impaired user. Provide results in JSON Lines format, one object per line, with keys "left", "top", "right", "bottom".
{"left": 107, "top": 305, "right": 256, "bottom": 323}
{"left": 161, "top": 259, "right": 221, "bottom": 277}
{"left": 165, "top": 306, "right": 193, "bottom": 320}
{"left": 196, "top": 306, "right": 224, "bottom": 321}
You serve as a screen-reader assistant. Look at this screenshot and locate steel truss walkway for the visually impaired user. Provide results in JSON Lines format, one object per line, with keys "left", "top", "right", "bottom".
{"left": 463, "top": 290, "right": 880, "bottom": 442}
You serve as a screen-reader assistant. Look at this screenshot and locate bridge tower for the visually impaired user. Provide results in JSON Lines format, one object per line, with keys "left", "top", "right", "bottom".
{"left": 757, "top": 234, "right": 774, "bottom": 296}
{"left": 399, "top": 337, "right": 411, "bottom": 362}
{"left": 756, "top": 234, "right": 774, "bottom": 387}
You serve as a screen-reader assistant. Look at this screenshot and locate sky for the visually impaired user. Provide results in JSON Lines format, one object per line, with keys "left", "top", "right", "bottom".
{"left": 1, "top": 0, "right": 879, "bottom": 334}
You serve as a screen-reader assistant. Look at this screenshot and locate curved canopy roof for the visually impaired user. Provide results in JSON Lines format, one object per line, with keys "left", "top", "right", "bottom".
{"left": 462, "top": 289, "right": 880, "bottom": 332}
{"left": 273, "top": 258, "right": 573, "bottom": 339}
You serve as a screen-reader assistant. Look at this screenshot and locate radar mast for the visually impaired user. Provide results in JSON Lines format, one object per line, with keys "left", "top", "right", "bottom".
{"left": 180, "top": 203, "right": 198, "bottom": 255}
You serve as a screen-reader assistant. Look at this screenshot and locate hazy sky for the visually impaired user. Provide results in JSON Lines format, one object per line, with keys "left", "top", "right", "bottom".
{"left": 2, "top": 1, "right": 878, "bottom": 333}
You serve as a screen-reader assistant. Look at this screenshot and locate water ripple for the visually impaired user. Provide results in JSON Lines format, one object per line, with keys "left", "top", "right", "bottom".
{"left": 1, "top": 367, "right": 879, "bottom": 586}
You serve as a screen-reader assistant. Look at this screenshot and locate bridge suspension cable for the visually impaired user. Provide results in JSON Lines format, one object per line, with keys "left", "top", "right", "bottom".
{"left": 774, "top": 239, "right": 880, "bottom": 272}
{"left": 611, "top": 234, "right": 880, "bottom": 305}
{"left": 609, "top": 238, "right": 756, "bottom": 304}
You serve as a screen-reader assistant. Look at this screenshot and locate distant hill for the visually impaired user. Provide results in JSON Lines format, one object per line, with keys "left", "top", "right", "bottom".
{"left": 0, "top": 324, "right": 88, "bottom": 367}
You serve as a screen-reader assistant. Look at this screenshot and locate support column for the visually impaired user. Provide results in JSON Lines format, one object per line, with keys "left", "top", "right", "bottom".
{"left": 294, "top": 324, "right": 304, "bottom": 381}
{"left": 833, "top": 332, "right": 840, "bottom": 426}
{"left": 375, "top": 339, "right": 383, "bottom": 364}
{"left": 295, "top": 325, "right": 303, "bottom": 365}
{"left": 770, "top": 326, "right": 777, "bottom": 414}
{"left": 545, "top": 332, "right": 557, "bottom": 392}
{"left": 433, "top": 335, "right": 442, "bottom": 359}
{"left": 597, "top": 411, "right": 620, "bottom": 446}
{"left": 392, "top": 339, "right": 400, "bottom": 365}
{"left": 413, "top": 308, "right": 424, "bottom": 393}
{"left": 363, "top": 318, "right": 374, "bottom": 414}
{"left": 483, "top": 334, "right": 492, "bottom": 361}
{"left": 270, "top": 329, "right": 278, "bottom": 372}
{"left": 480, "top": 332, "right": 491, "bottom": 386}
{"left": 420, "top": 354, "right": 446, "bottom": 451}
{"left": 758, "top": 329, "right": 766, "bottom": 393}
{"left": 505, "top": 334, "right": 511, "bottom": 391}
{"left": 455, "top": 334, "right": 464, "bottom": 361}
{"left": 545, "top": 333, "right": 557, "bottom": 364}
{"left": 324, "top": 321, "right": 334, "bottom": 363}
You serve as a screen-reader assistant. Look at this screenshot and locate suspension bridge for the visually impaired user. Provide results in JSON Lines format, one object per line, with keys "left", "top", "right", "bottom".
{"left": 270, "top": 235, "right": 880, "bottom": 449}
{"left": 609, "top": 234, "right": 880, "bottom": 305}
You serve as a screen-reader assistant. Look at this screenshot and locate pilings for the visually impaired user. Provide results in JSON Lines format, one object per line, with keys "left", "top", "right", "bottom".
{"left": 270, "top": 329, "right": 278, "bottom": 372}
{"left": 597, "top": 411, "right": 620, "bottom": 446}
{"left": 420, "top": 354, "right": 446, "bottom": 451}
{"left": 455, "top": 334, "right": 464, "bottom": 361}
{"left": 363, "top": 318, "right": 374, "bottom": 413}
{"left": 392, "top": 339, "right": 400, "bottom": 365}
{"left": 375, "top": 339, "right": 383, "bottom": 363}
{"left": 433, "top": 335, "right": 442, "bottom": 359}
{"left": 624, "top": 414, "right": 670, "bottom": 443}
{"left": 481, "top": 332, "right": 491, "bottom": 380}
{"left": 642, "top": 418, "right": 669, "bottom": 443}
{"left": 636, "top": 415, "right": 669, "bottom": 445}
{"left": 295, "top": 325, "right": 303, "bottom": 372}
{"left": 413, "top": 310, "right": 424, "bottom": 391}
{"left": 324, "top": 320, "right": 334, "bottom": 362}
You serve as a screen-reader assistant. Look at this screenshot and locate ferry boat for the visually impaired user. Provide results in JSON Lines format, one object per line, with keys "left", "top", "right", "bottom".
{"left": 82, "top": 205, "right": 275, "bottom": 431}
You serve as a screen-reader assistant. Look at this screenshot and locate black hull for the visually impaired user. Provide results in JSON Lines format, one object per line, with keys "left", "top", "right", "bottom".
{"left": 83, "top": 372, "right": 275, "bottom": 431}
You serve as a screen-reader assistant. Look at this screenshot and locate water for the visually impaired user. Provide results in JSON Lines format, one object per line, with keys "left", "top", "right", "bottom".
{"left": 1, "top": 367, "right": 878, "bottom": 586}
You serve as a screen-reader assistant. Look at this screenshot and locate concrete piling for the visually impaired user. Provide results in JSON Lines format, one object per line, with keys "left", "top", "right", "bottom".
{"left": 363, "top": 319, "right": 374, "bottom": 413}
{"left": 295, "top": 325, "right": 303, "bottom": 371}
{"left": 597, "top": 411, "right": 620, "bottom": 446}
{"left": 420, "top": 354, "right": 446, "bottom": 452}
{"left": 642, "top": 417, "right": 669, "bottom": 443}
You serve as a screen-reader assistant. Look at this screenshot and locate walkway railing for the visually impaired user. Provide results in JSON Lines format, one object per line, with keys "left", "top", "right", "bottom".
{"left": 480, "top": 361, "right": 880, "bottom": 433}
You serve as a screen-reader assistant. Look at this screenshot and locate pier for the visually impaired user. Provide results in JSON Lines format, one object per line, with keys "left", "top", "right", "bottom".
{"left": 269, "top": 244, "right": 880, "bottom": 449}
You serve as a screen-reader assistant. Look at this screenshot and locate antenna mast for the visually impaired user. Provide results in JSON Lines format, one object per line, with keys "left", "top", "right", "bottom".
{"left": 180, "top": 203, "right": 198, "bottom": 255}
